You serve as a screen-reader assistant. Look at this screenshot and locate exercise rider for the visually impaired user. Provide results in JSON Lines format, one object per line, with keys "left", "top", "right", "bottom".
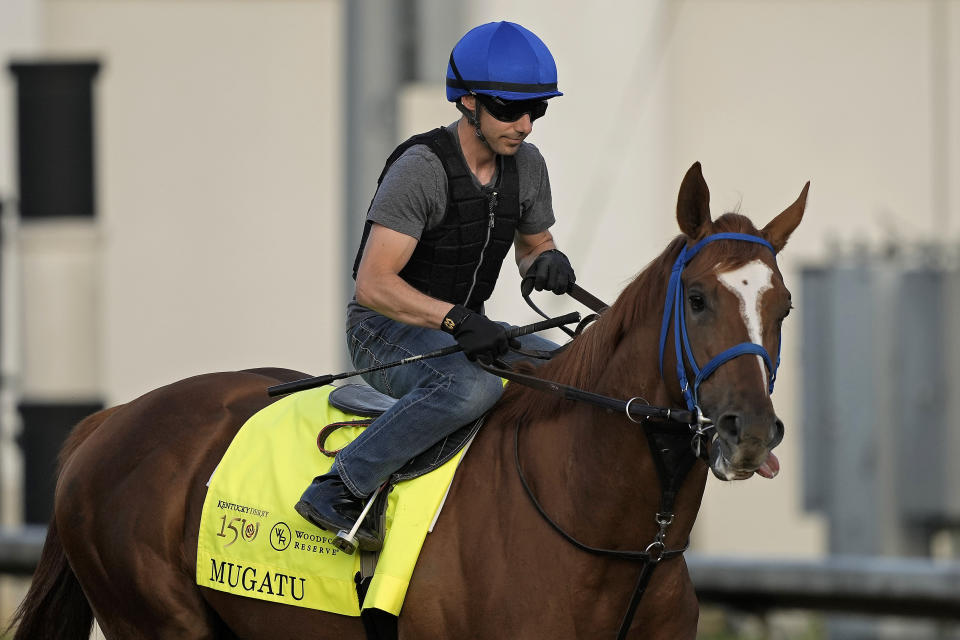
{"left": 295, "top": 21, "right": 576, "bottom": 553}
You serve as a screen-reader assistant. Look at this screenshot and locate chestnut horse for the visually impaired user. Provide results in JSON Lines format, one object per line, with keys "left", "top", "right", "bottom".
{"left": 10, "top": 163, "right": 807, "bottom": 639}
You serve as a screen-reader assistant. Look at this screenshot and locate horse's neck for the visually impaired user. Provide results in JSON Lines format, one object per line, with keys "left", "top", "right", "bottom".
{"left": 598, "top": 325, "right": 709, "bottom": 548}
{"left": 515, "top": 324, "right": 707, "bottom": 554}
{"left": 578, "top": 316, "right": 677, "bottom": 411}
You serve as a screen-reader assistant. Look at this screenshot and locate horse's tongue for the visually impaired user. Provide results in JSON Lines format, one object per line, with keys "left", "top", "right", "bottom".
{"left": 756, "top": 451, "right": 781, "bottom": 479}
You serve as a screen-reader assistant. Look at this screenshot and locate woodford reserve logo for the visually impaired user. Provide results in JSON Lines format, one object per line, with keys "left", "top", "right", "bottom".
{"left": 289, "top": 529, "right": 342, "bottom": 556}
{"left": 270, "top": 522, "right": 341, "bottom": 556}
{"left": 270, "top": 522, "right": 291, "bottom": 551}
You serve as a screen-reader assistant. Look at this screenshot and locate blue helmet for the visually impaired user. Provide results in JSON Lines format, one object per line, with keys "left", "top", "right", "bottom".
{"left": 446, "top": 22, "right": 563, "bottom": 102}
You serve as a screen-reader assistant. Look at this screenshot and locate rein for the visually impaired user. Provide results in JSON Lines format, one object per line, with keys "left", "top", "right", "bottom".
{"left": 480, "top": 364, "right": 706, "bottom": 427}
{"left": 524, "top": 283, "right": 610, "bottom": 339}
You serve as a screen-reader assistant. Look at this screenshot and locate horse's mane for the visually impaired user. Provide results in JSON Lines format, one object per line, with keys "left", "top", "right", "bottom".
{"left": 495, "top": 213, "right": 767, "bottom": 425}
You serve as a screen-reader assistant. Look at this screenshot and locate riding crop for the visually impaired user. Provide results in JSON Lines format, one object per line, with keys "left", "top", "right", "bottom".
{"left": 266, "top": 311, "right": 582, "bottom": 397}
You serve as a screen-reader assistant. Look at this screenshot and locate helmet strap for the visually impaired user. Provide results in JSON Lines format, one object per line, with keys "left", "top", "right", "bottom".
{"left": 449, "top": 51, "right": 492, "bottom": 149}
{"left": 456, "top": 98, "right": 492, "bottom": 149}
{"left": 455, "top": 99, "right": 478, "bottom": 126}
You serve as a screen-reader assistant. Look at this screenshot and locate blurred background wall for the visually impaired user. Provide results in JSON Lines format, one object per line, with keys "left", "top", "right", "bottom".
{"left": 1, "top": 0, "right": 959, "bottom": 598}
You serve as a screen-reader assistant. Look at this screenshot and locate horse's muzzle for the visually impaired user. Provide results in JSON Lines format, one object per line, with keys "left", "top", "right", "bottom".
{"left": 707, "top": 413, "right": 784, "bottom": 481}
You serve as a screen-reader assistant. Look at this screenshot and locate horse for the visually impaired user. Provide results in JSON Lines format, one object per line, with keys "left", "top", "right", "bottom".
{"left": 8, "top": 162, "right": 807, "bottom": 639}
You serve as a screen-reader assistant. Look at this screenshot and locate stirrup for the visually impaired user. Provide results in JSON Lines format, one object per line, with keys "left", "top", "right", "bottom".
{"left": 333, "top": 484, "right": 384, "bottom": 554}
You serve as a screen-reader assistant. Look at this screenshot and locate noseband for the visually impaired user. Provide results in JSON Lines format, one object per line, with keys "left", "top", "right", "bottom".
{"left": 658, "top": 232, "right": 781, "bottom": 418}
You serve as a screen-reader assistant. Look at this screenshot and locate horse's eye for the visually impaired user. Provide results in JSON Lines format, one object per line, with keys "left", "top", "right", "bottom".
{"left": 689, "top": 294, "right": 705, "bottom": 312}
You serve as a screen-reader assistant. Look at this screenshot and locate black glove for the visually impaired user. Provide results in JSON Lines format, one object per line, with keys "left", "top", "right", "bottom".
{"left": 441, "top": 304, "right": 518, "bottom": 363}
{"left": 522, "top": 249, "right": 576, "bottom": 296}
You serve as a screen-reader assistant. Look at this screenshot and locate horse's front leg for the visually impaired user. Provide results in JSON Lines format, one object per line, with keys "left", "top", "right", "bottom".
{"left": 632, "top": 560, "right": 699, "bottom": 639}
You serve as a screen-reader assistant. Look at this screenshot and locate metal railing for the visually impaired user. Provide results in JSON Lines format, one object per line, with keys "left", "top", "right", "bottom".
{"left": 2, "top": 530, "right": 959, "bottom": 621}
{"left": 686, "top": 553, "right": 960, "bottom": 620}
{"left": 0, "top": 526, "right": 46, "bottom": 575}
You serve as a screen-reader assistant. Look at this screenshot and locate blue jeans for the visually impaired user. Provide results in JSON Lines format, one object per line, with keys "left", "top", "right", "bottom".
{"left": 335, "top": 312, "right": 559, "bottom": 497}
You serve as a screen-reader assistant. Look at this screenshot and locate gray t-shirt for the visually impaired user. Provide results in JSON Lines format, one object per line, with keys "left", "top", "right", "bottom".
{"left": 346, "top": 121, "right": 556, "bottom": 329}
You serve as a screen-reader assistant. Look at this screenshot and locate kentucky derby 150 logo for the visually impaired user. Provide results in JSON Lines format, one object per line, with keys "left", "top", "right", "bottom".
{"left": 216, "top": 515, "right": 261, "bottom": 548}
{"left": 214, "top": 499, "right": 268, "bottom": 548}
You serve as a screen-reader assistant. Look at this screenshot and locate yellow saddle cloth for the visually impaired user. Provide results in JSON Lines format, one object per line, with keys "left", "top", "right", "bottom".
{"left": 195, "top": 385, "right": 468, "bottom": 616}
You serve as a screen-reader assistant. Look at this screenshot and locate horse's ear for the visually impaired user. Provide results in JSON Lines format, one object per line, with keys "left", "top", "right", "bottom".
{"left": 676, "top": 162, "right": 713, "bottom": 239}
{"left": 762, "top": 181, "right": 809, "bottom": 253}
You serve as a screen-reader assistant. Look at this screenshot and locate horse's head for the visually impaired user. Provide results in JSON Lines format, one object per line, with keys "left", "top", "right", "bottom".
{"left": 668, "top": 162, "right": 808, "bottom": 481}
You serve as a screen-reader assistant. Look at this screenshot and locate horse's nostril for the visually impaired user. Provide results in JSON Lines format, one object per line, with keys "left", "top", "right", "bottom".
{"left": 717, "top": 413, "right": 741, "bottom": 443}
{"left": 772, "top": 418, "right": 785, "bottom": 446}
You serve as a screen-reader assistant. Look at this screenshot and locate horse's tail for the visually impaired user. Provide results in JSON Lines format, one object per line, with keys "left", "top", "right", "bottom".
{"left": 7, "top": 406, "right": 122, "bottom": 640}
{"left": 8, "top": 516, "right": 93, "bottom": 640}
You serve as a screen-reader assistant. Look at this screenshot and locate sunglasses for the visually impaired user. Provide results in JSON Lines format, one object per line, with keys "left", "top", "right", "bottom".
{"left": 476, "top": 94, "right": 549, "bottom": 123}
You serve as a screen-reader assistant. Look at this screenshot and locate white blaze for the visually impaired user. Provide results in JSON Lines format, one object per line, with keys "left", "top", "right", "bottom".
{"left": 717, "top": 260, "right": 773, "bottom": 389}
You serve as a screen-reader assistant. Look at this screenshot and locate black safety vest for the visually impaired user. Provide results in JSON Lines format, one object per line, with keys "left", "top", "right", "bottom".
{"left": 352, "top": 127, "right": 520, "bottom": 313}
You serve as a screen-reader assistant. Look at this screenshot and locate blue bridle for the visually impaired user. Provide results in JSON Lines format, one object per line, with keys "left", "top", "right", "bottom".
{"left": 657, "top": 232, "right": 781, "bottom": 414}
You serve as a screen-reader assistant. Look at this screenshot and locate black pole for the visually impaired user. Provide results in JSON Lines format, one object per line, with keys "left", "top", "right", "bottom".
{"left": 8, "top": 60, "right": 104, "bottom": 524}
{"left": 0, "top": 198, "right": 3, "bottom": 521}
{"left": 9, "top": 61, "right": 100, "bottom": 220}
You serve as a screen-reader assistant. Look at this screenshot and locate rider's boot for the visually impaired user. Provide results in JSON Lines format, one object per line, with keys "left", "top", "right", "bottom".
{"left": 294, "top": 471, "right": 383, "bottom": 553}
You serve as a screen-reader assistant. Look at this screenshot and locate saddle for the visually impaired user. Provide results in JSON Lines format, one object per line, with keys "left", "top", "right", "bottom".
{"left": 325, "top": 383, "right": 484, "bottom": 482}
